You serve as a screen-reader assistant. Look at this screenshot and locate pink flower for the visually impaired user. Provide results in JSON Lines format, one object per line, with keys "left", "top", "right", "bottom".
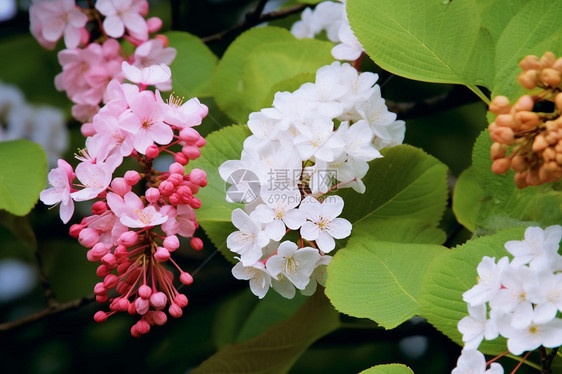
{"left": 161, "top": 205, "right": 197, "bottom": 238}
{"left": 122, "top": 62, "right": 171, "bottom": 89}
{"left": 133, "top": 39, "right": 176, "bottom": 67}
{"left": 40, "top": 159, "right": 75, "bottom": 223}
{"left": 30, "top": 0, "right": 88, "bottom": 48}
{"left": 118, "top": 90, "right": 173, "bottom": 153}
{"left": 107, "top": 191, "right": 168, "bottom": 228}
{"left": 71, "top": 162, "right": 113, "bottom": 201}
{"left": 96, "top": 0, "right": 149, "bottom": 41}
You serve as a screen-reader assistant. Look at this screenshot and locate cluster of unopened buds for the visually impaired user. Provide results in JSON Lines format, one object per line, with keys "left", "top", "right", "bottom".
{"left": 34, "top": 0, "right": 210, "bottom": 336}
{"left": 452, "top": 225, "right": 562, "bottom": 373}
{"left": 219, "top": 59, "right": 405, "bottom": 299}
{"left": 29, "top": 0, "right": 175, "bottom": 123}
{"left": 489, "top": 51, "right": 562, "bottom": 188}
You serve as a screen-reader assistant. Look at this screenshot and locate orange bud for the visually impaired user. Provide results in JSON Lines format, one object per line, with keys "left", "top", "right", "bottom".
{"left": 525, "top": 169, "right": 541, "bottom": 186}
{"left": 491, "top": 142, "right": 508, "bottom": 160}
{"left": 511, "top": 154, "right": 528, "bottom": 172}
{"left": 555, "top": 93, "right": 562, "bottom": 112}
{"left": 519, "top": 55, "right": 541, "bottom": 70}
{"left": 514, "top": 172, "right": 528, "bottom": 189}
{"left": 532, "top": 134, "right": 549, "bottom": 152}
{"left": 540, "top": 68, "right": 561, "bottom": 87}
{"left": 540, "top": 51, "right": 555, "bottom": 68}
{"left": 489, "top": 96, "right": 511, "bottom": 115}
{"left": 514, "top": 95, "right": 534, "bottom": 112}
{"left": 543, "top": 147, "right": 556, "bottom": 161}
{"left": 490, "top": 126, "right": 515, "bottom": 145}
{"left": 491, "top": 158, "right": 511, "bottom": 174}
{"left": 514, "top": 111, "right": 540, "bottom": 131}
{"left": 517, "top": 70, "right": 538, "bottom": 89}
{"left": 553, "top": 57, "right": 562, "bottom": 73}
{"left": 556, "top": 153, "right": 562, "bottom": 165}
{"left": 496, "top": 114, "right": 516, "bottom": 128}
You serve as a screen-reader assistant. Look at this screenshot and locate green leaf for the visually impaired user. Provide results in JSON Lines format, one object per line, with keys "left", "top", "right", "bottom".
{"left": 346, "top": 0, "right": 494, "bottom": 101}
{"left": 340, "top": 145, "right": 449, "bottom": 228}
{"left": 166, "top": 31, "right": 218, "bottom": 98}
{"left": 326, "top": 235, "right": 446, "bottom": 329}
{"left": 352, "top": 218, "right": 446, "bottom": 245}
{"left": 212, "top": 26, "right": 334, "bottom": 123}
{"left": 419, "top": 227, "right": 527, "bottom": 354}
{"left": 0, "top": 140, "right": 47, "bottom": 216}
{"left": 360, "top": 364, "right": 414, "bottom": 374}
{"left": 458, "top": 131, "right": 562, "bottom": 234}
{"left": 186, "top": 125, "right": 250, "bottom": 258}
{"left": 213, "top": 289, "right": 308, "bottom": 348}
{"left": 192, "top": 291, "right": 340, "bottom": 374}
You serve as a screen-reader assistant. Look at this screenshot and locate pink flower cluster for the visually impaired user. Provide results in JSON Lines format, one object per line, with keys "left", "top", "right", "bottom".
{"left": 29, "top": 0, "right": 175, "bottom": 124}
{"left": 40, "top": 61, "right": 209, "bottom": 335}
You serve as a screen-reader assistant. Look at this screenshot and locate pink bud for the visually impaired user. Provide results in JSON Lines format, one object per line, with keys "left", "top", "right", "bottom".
{"left": 138, "top": 284, "right": 152, "bottom": 299}
{"left": 180, "top": 272, "right": 193, "bottom": 285}
{"left": 185, "top": 181, "right": 200, "bottom": 194}
{"left": 114, "top": 245, "right": 128, "bottom": 259}
{"left": 135, "top": 297, "right": 150, "bottom": 315}
{"left": 145, "top": 145, "right": 159, "bottom": 158}
{"left": 163, "top": 235, "right": 180, "bottom": 251}
{"left": 117, "top": 261, "right": 131, "bottom": 275}
{"left": 115, "top": 297, "right": 130, "bottom": 311}
{"left": 191, "top": 237, "right": 204, "bottom": 251}
{"left": 119, "top": 231, "right": 138, "bottom": 247}
{"left": 128, "top": 301, "right": 137, "bottom": 315}
{"left": 96, "top": 294, "right": 109, "bottom": 303}
{"left": 79, "top": 228, "right": 99, "bottom": 248}
{"left": 154, "top": 247, "right": 170, "bottom": 262}
{"left": 147, "top": 17, "right": 163, "bottom": 33}
{"left": 154, "top": 34, "right": 168, "bottom": 47}
{"left": 116, "top": 282, "right": 130, "bottom": 295}
{"left": 91, "top": 243, "right": 109, "bottom": 261}
{"left": 189, "top": 168, "right": 207, "bottom": 186}
{"left": 168, "top": 193, "right": 180, "bottom": 205}
{"left": 124, "top": 170, "right": 141, "bottom": 185}
{"left": 111, "top": 177, "right": 131, "bottom": 196}
{"left": 139, "top": 0, "right": 149, "bottom": 16}
{"left": 182, "top": 145, "right": 201, "bottom": 160}
{"left": 167, "top": 174, "right": 183, "bottom": 186}
{"left": 69, "top": 224, "right": 84, "bottom": 238}
{"left": 94, "top": 282, "right": 107, "bottom": 295}
{"left": 174, "top": 152, "right": 188, "bottom": 165}
{"left": 79, "top": 27, "right": 90, "bottom": 46}
{"left": 91, "top": 201, "right": 107, "bottom": 215}
{"left": 189, "top": 197, "right": 202, "bottom": 209}
{"left": 145, "top": 187, "right": 160, "bottom": 203}
{"left": 169, "top": 304, "right": 183, "bottom": 318}
{"left": 158, "top": 180, "right": 174, "bottom": 196}
{"left": 135, "top": 319, "right": 150, "bottom": 335}
{"left": 103, "top": 274, "right": 118, "bottom": 289}
{"left": 179, "top": 128, "right": 200, "bottom": 145}
{"left": 96, "top": 265, "right": 110, "bottom": 277}
{"left": 94, "top": 311, "right": 108, "bottom": 323}
{"left": 149, "top": 292, "right": 167, "bottom": 310}
{"left": 101, "top": 253, "right": 117, "bottom": 266}
{"left": 152, "top": 310, "right": 167, "bottom": 326}
{"left": 169, "top": 162, "right": 185, "bottom": 175}
{"left": 175, "top": 294, "right": 188, "bottom": 308}
{"left": 196, "top": 137, "right": 206, "bottom": 147}
{"left": 102, "top": 38, "right": 120, "bottom": 58}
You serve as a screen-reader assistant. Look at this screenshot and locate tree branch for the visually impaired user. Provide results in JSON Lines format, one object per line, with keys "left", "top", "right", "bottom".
{"left": 0, "top": 295, "right": 95, "bottom": 332}
{"left": 201, "top": 3, "right": 309, "bottom": 44}
{"left": 386, "top": 85, "right": 482, "bottom": 119}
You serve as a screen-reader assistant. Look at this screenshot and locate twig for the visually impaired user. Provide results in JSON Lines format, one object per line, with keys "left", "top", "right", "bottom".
{"left": 386, "top": 85, "right": 482, "bottom": 119}
{"left": 0, "top": 295, "right": 96, "bottom": 332}
{"left": 201, "top": 3, "right": 309, "bottom": 44}
{"left": 540, "top": 346, "right": 558, "bottom": 374}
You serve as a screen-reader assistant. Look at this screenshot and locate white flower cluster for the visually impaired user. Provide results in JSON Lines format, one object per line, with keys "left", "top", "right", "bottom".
{"left": 219, "top": 61, "right": 405, "bottom": 299}
{"left": 291, "top": 0, "right": 365, "bottom": 62}
{"left": 453, "top": 225, "right": 562, "bottom": 373}
{"left": 0, "top": 81, "right": 68, "bottom": 167}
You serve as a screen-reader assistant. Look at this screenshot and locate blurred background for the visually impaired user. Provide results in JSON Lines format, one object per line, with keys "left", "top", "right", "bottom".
{"left": 0, "top": 1, "right": 528, "bottom": 373}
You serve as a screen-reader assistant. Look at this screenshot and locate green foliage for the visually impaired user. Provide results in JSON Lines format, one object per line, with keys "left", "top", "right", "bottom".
{"left": 418, "top": 227, "right": 527, "bottom": 355}
{"left": 212, "top": 26, "right": 334, "bottom": 123}
{"left": 186, "top": 125, "right": 250, "bottom": 259}
{"left": 0, "top": 140, "right": 47, "bottom": 216}
{"left": 192, "top": 291, "right": 340, "bottom": 374}
{"left": 453, "top": 131, "right": 562, "bottom": 234}
{"left": 166, "top": 31, "right": 218, "bottom": 98}
{"left": 360, "top": 364, "right": 414, "bottom": 374}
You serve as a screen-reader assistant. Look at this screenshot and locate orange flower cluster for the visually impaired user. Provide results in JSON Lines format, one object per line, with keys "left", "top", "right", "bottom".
{"left": 489, "top": 52, "right": 562, "bottom": 188}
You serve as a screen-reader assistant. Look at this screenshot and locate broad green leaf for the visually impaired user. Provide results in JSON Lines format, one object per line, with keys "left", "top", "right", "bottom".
{"left": 492, "top": 0, "right": 562, "bottom": 98}
{"left": 347, "top": 0, "right": 494, "bottom": 101}
{"left": 360, "top": 364, "right": 414, "bottom": 374}
{"left": 419, "top": 227, "right": 526, "bottom": 354}
{"left": 186, "top": 125, "right": 250, "bottom": 256}
{"left": 452, "top": 167, "right": 485, "bottom": 232}
{"left": 0, "top": 140, "right": 47, "bottom": 216}
{"left": 166, "top": 31, "right": 218, "bottom": 98}
{"left": 352, "top": 218, "right": 446, "bottom": 245}
{"left": 192, "top": 291, "right": 340, "bottom": 374}
{"left": 213, "top": 289, "right": 308, "bottom": 348}
{"left": 212, "top": 26, "right": 334, "bottom": 123}
{"left": 460, "top": 131, "right": 562, "bottom": 234}
{"left": 326, "top": 234, "right": 446, "bottom": 329}
{"left": 340, "top": 145, "right": 448, "bottom": 228}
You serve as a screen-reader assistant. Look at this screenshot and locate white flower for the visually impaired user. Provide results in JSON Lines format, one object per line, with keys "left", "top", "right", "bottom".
{"left": 499, "top": 318, "right": 562, "bottom": 356}
{"left": 463, "top": 256, "right": 509, "bottom": 307}
{"left": 232, "top": 261, "right": 271, "bottom": 299}
{"left": 331, "top": 21, "right": 364, "bottom": 61}
{"left": 266, "top": 241, "right": 320, "bottom": 290}
{"left": 526, "top": 272, "right": 562, "bottom": 324}
{"left": 226, "top": 209, "right": 269, "bottom": 266}
{"left": 504, "top": 225, "right": 562, "bottom": 271}
{"left": 294, "top": 116, "right": 343, "bottom": 162}
{"left": 301, "top": 255, "right": 332, "bottom": 296}
{"left": 253, "top": 188, "right": 305, "bottom": 241}
{"left": 452, "top": 349, "right": 504, "bottom": 374}
{"left": 299, "top": 195, "right": 352, "bottom": 252}
{"left": 457, "top": 303, "right": 498, "bottom": 350}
